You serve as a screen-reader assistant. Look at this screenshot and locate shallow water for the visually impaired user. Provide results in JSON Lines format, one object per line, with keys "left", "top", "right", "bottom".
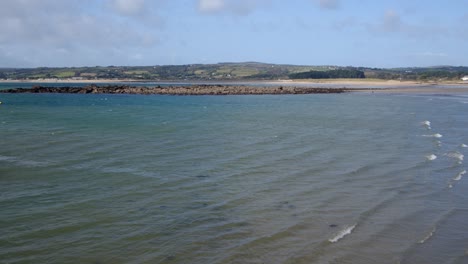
{"left": 1, "top": 89, "right": 467, "bottom": 263}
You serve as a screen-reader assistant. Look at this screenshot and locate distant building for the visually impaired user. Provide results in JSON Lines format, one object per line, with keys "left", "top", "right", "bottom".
{"left": 462, "top": 76, "right": 468, "bottom": 81}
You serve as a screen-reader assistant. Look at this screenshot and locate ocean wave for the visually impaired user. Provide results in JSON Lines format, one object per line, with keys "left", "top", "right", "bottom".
{"left": 425, "top": 154, "right": 437, "bottom": 161}
{"left": 448, "top": 170, "right": 466, "bottom": 188}
{"left": 0, "top": 155, "right": 50, "bottom": 167}
{"left": 418, "top": 227, "right": 436, "bottom": 244}
{"left": 328, "top": 224, "right": 356, "bottom": 243}
{"left": 422, "top": 133, "right": 443, "bottom": 138}
{"left": 445, "top": 151, "right": 464, "bottom": 163}
{"left": 421, "top": 120, "right": 431, "bottom": 130}
{"left": 461, "top": 144, "right": 468, "bottom": 148}
{"left": 0, "top": 155, "right": 15, "bottom": 161}
{"left": 454, "top": 170, "right": 466, "bottom": 181}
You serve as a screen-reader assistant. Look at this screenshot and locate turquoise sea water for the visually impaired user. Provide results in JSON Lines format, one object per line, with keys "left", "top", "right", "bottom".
{"left": 1, "top": 83, "right": 468, "bottom": 263}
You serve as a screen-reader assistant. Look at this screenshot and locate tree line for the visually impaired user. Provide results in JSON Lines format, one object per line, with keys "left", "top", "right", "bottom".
{"left": 289, "top": 69, "right": 365, "bottom": 79}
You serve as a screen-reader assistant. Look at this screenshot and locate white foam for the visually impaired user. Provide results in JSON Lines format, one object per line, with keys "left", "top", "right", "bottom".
{"left": 419, "top": 227, "right": 436, "bottom": 244}
{"left": 421, "top": 120, "right": 431, "bottom": 129}
{"left": 422, "top": 133, "right": 443, "bottom": 138}
{"left": 445, "top": 151, "right": 464, "bottom": 163}
{"left": 329, "top": 224, "right": 356, "bottom": 243}
{"left": 461, "top": 144, "right": 468, "bottom": 148}
{"left": 426, "top": 154, "right": 437, "bottom": 161}
{"left": 454, "top": 170, "right": 466, "bottom": 181}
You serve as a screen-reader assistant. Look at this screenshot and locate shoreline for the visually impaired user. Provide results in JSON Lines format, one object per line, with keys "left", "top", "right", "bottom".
{"left": 0, "top": 85, "right": 350, "bottom": 95}
{"left": 1, "top": 78, "right": 467, "bottom": 87}
{"left": 1, "top": 84, "right": 468, "bottom": 95}
{"left": 355, "top": 87, "right": 468, "bottom": 94}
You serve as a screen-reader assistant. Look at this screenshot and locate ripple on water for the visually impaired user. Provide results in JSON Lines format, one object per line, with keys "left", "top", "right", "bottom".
{"left": 1, "top": 92, "right": 468, "bottom": 263}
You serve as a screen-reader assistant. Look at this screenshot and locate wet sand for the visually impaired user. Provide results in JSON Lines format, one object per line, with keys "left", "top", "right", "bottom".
{"left": 356, "top": 87, "right": 468, "bottom": 94}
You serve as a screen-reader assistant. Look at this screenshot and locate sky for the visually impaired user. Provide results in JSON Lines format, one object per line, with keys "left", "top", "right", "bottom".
{"left": 0, "top": 0, "right": 467, "bottom": 68}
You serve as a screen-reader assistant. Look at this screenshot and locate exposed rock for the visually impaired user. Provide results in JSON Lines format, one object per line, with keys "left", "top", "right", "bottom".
{"left": 0, "top": 84, "right": 351, "bottom": 95}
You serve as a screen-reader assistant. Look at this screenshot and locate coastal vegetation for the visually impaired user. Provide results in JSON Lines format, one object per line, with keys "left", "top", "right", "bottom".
{"left": 1, "top": 62, "right": 467, "bottom": 82}
{"left": 289, "top": 69, "right": 365, "bottom": 79}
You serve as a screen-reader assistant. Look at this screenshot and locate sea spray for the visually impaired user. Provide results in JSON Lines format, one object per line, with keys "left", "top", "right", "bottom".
{"left": 426, "top": 154, "right": 437, "bottom": 161}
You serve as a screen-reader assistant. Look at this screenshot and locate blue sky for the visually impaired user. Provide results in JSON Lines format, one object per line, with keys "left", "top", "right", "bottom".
{"left": 0, "top": 0, "right": 467, "bottom": 68}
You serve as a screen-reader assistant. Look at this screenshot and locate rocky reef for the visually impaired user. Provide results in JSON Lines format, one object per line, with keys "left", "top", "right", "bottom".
{"left": 0, "top": 84, "right": 351, "bottom": 95}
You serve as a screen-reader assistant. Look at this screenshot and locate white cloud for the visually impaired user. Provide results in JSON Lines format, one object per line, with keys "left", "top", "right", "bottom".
{"left": 317, "top": 0, "right": 339, "bottom": 10}
{"left": 107, "top": 0, "right": 166, "bottom": 29}
{"left": 367, "top": 10, "right": 451, "bottom": 39}
{"left": 382, "top": 10, "right": 402, "bottom": 32}
{"left": 198, "top": 0, "right": 225, "bottom": 13}
{"left": 109, "top": 0, "right": 147, "bottom": 16}
{"left": 0, "top": 0, "right": 163, "bottom": 44}
{"left": 0, "top": 45, "right": 32, "bottom": 67}
{"left": 197, "top": 0, "right": 270, "bottom": 15}
{"left": 0, "top": 0, "right": 162, "bottom": 66}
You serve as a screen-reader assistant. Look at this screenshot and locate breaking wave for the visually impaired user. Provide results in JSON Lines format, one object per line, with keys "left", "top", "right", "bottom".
{"left": 422, "top": 133, "right": 443, "bottom": 138}
{"left": 445, "top": 151, "right": 464, "bottom": 163}
{"left": 328, "top": 224, "right": 356, "bottom": 243}
{"left": 418, "top": 227, "right": 436, "bottom": 244}
{"left": 421, "top": 120, "right": 431, "bottom": 130}
{"left": 454, "top": 170, "right": 466, "bottom": 181}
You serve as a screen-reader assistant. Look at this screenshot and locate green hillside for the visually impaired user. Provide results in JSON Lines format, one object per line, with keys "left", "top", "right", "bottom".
{"left": 1, "top": 62, "right": 468, "bottom": 81}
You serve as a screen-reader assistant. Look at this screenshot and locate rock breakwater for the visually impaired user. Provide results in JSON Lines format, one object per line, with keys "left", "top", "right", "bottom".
{"left": 1, "top": 84, "right": 350, "bottom": 95}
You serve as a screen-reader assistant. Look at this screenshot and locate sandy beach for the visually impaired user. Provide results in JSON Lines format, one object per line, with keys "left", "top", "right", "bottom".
{"left": 284, "top": 78, "right": 468, "bottom": 87}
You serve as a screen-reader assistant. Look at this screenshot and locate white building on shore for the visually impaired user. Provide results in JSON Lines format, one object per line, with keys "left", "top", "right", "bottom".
{"left": 462, "top": 76, "right": 468, "bottom": 81}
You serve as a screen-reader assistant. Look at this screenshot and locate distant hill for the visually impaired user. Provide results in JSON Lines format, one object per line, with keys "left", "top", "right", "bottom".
{"left": 1, "top": 62, "right": 467, "bottom": 81}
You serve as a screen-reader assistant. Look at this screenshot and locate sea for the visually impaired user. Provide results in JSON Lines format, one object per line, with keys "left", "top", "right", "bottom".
{"left": 1, "top": 82, "right": 468, "bottom": 264}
